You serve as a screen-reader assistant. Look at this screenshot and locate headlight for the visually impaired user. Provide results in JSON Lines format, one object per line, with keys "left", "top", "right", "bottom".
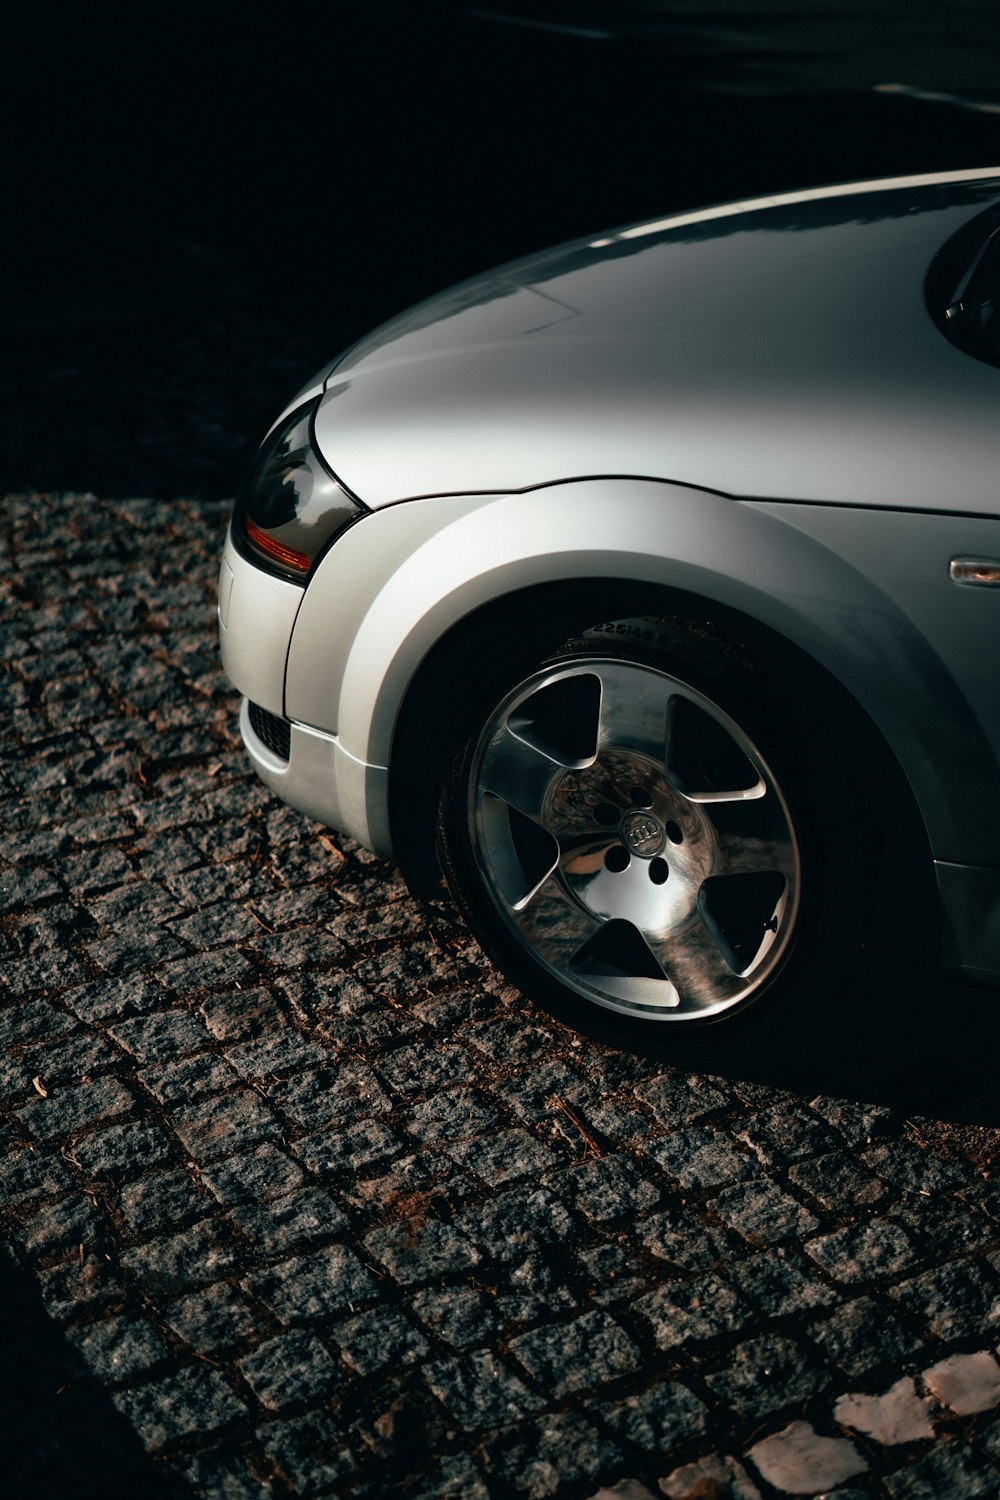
{"left": 232, "top": 398, "right": 365, "bottom": 581}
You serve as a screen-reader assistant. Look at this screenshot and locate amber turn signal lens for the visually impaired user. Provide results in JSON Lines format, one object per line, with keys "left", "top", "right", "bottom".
{"left": 245, "top": 517, "right": 311, "bottom": 575}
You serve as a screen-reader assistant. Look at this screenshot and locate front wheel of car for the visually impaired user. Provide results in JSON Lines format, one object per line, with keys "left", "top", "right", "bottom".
{"left": 437, "top": 609, "right": 889, "bottom": 1045}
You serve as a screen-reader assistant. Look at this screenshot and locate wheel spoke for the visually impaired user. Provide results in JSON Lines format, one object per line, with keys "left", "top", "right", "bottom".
{"left": 596, "top": 662, "right": 670, "bottom": 760}
{"left": 479, "top": 722, "right": 565, "bottom": 822}
{"left": 645, "top": 912, "right": 742, "bottom": 1011}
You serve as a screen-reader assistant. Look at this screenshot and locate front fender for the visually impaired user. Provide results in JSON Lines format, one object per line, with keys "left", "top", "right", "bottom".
{"left": 284, "top": 477, "right": 998, "bottom": 864}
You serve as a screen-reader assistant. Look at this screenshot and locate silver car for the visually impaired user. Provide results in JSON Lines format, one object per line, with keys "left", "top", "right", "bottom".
{"left": 218, "top": 167, "right": 1000, "bottom": 1044}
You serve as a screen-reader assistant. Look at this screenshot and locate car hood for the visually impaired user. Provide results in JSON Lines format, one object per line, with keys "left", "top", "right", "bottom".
{"left": 315, "top": 173, "right": 1000, "bottom": 512}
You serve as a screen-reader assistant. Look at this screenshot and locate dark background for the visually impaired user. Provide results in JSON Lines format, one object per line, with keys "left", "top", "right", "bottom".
{"left": 5, "top": 1, "right": 1000, "bottom": 499}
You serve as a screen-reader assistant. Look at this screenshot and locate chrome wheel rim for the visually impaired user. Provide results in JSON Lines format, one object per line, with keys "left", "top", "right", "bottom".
{"left": 468, "top": 659, "right": 801, "bottom": 1022}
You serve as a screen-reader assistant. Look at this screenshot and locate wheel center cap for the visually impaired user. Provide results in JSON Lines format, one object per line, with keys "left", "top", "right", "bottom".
{"left": 620, "top": 810, "right": 666, "bottom": 858}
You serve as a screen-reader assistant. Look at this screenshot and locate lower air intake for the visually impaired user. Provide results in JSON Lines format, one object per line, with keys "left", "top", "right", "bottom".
{"left": 247, "top": 701, "right": 291, "bottom": 761}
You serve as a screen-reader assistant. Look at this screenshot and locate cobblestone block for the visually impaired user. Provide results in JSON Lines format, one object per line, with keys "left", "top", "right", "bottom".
{"left": 659, "top": 1454, "right": 762, "bottom": 1500}
{"left": 596, "top": 1379, "right": 708, "bottom": 1451}
{"left": 510, "top": 1310, "right": 641, "bottom": 1396}
{"left": 711, "top": 1178, "right": 818, "bottom": 1246}
{"left": 67, "top": 1313, "right": 169, "bottom": 1382}
{"left": 924, "top": 1350, "right": 1000, "bottom": 1415}
{"left": 248, "top": 1243, "right": 377, "bottom": 1322}
{"left": 804, "top": 1218, "right": 919, "bottom": 1283}
{"left": 548, "top": 1156, "right": 660, "bottom": 1224}
{"left": 120, "top": 1167, "right": 209, "bottom": 1236}
{"left": 162, "top": 1281, "right": 262, "bottom": 1357}
{"left": 881, "top": 1440, "right": 1000, "bottom": 1498}
{"left": 424, "top": 1349, "right": 542, "bottom": 1429}
{"left": 269, "top": 1062, "right": 392, "bottom": 1131}
{"left": 61, "top": 843, "right": 133, "bottom": 896}
{"left": 365, "top": 1216, "right": 482, "bottom": 1285}
{"left": 71, "top": 1119, "right": 172, "bottom": 1176}
{"left": 461, "top": 1187, "right": 576, "bottom": 1264}
{"left": 636, "top": 1273, "right": 749, "bottom": 1349}
{"left": 64, "top": 974, "right": 166, "bottom": 1023}
{"left": 88, "top": 926, "right": 188, "bottom": 976}
{"left": 807, "top": 1097, "right": 898, "bottom": 1146}
{"left": 892, "top": 1196, "right": 999, "bottom": 1257}
{"left": 406, "top": 1087, "right": 500, "bottom": 1144}
{"left": 633, "top": 1071, "right": 729, "bottom": 1126}
{"left": 295, "top": 1120, "right": 406, "bottom": 1178}
{"left": 171, "top": 1088, "right": 281, "bottom": 1162}
{"left": 811, "top": 1295, "right": 918, "bottom": 1378}
{"left": 224, "top": 1030, "right": 329, "bottom": 1082}
{"left": 171, "top": 900, "right": 263, "bottom": 947}
{"left": 0, "top": 998, "right": 76, "bottom": 1046}
{"left": 706, "top": 1333, "right": 831, "bottom": 1421}
{"left": 38, "top": 1257, "right": 125, "bottom": 1320}
{"left": 0, "top": 1146, "right": 74, "bottom": 1204}
{"left": 863, "top": 1140, "right": 968, "bottom": 1195}
{"left": 444, "top": 1127, "right": 559, "bottom": 1186}
{"left": 888, "top": 1259, "right": 1000, "bottom": 1339}
{"left": 334, "top": 1305, "right": 430, "bottom": 1375}
{"left": 11, "top": 901, "right": 98, "bottom": 955}
{"left": 787, "top": 1151, "right": 887, "bottom": 1212}
{"left": 747, "top": 1421, "right": 867, "bottom": 1495}
{"left": 494, "top": 1062, "right": 591, "bottom": 1123}
{"left": 21, "top": 1029, "right": 122, "bottom": 1087}
{"left": 113, "top": 1364, "right": 247, "bottom": 1449}
{"left": 834, "top": 1375, "right": 935, "bottom": 1443}
{"left": 259, "top": 1411, "right": 357, "bottom": 1493}
{"left": 0, "top": 862, "right": 63, "bottom": 912}
{"left": 16, "top": 1191, "right": 108, "bottom": 1258}
{"left": 728, "top": 1249, "right": 836, "bottom": 1317}
{"left": 3, "top": 949, "right": 89, "bottom": 996}
{"left": 158, "top": 947, "right": 256, "bottom": 994}
{"left": 122, "top": 1219, "right": 238, "bottom": 1294}
{"left": 639, "top": 1208, "right": 736, "bottom": 1271}
{"left": 109, "top": 1008, "right": 210, "bottom": 1063}
{"left": 577, "top": 1242, "right": 648, "bottom": 1307}
{"left": 230, "top": 1186, "right": 350, "bottom": 1255}
{"left": 735, "top": 1105, "right": 840, "bottom": 1167}
{"left": 238, "top": 1329, "right": 340, "bottom": 1411}
{"left": 483, "top": 1412, "right": 621, "bottom": 1497}
{"left": 199, "top": 987, "right": 283, "bottom": 1041}
{"left": 201, "top": 1143, "right": 305, "bottom": 1206}
{"left": 17, "top": 1075, "right": 135, "bottom": 1139}
{"left": 139, "top": 1050, "right": 241, "bottom": 1104}
{"left": 645, "top": 1125, "right": 761, "bottom": 1188}
{"left": 377, "top": 1041, "right": 473, "bottom": 1094}
{"left": 410, "top": 1285, "right": 498, "bottom": 1350}
{"left": 174, "top": 1446, "right": 279, "bottom": 1499}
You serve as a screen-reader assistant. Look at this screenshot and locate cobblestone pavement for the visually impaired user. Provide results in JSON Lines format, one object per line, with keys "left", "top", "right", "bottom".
{"left": 5, "top": 492, "right": 1000, "bottom": 1499}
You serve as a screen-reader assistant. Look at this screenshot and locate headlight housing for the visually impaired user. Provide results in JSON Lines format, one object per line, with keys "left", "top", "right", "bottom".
{"left": 232, "top": 398, "right": 365, "bottom": 581}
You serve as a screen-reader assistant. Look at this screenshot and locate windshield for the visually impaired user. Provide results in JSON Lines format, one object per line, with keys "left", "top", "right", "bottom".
{"left": 926, "top": 202, "right": 1000, "bottom": 370}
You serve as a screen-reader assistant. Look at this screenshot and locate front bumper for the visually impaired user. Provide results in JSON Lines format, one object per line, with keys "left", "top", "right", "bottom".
{"left": 218, "top": 527, "right": 391, "bottom": 855}
{"left": 239, "top": 699, "right": 390, "bottom": 855}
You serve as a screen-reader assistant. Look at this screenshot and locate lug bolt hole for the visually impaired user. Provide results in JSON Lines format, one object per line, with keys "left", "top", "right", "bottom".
{"left": 649, "top": 857, "right": 669, "bottom": 884}
{"left": 593, "top": 802, "right": 619, "bottom": 827}
{"left": 605, "top": 845, "right": 630, "bottom": 873}
{"left": 629, "top": 785, "right": 653, "bottom": 808}
{"left": 666, "top": 820, "right": 683, "bottom": 844}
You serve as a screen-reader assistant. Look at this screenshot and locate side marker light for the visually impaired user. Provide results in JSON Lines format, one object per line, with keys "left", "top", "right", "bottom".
{"left": 950, "top": 557, "right": 1000, "bottom": 587}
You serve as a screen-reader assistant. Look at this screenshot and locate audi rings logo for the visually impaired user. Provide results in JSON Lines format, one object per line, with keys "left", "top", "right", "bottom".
{"left": 620, "top": 810, "right": 666, "bottom": 858}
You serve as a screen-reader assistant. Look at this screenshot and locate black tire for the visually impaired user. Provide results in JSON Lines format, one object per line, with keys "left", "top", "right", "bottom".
{"left": 436, "top": 604, "right": 896, "bottom": 1048}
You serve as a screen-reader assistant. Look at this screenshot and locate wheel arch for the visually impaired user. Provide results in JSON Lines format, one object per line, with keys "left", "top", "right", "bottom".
{"left": 388, "top": 574, "right": 932, "bottom": 908}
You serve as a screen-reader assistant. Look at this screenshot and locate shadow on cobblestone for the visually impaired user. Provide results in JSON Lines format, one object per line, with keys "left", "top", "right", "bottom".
{"left": 0, "top": 1245, "right": 189, "bottom": 1500}
{"left": 4, "top": 491, "right": 1000, "bottom": 1498}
